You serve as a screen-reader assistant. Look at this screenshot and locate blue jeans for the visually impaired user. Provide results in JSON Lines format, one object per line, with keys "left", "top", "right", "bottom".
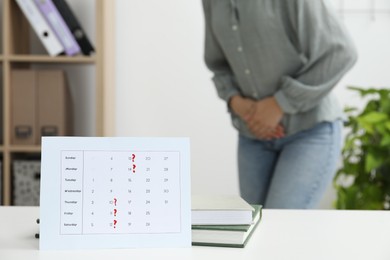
{"left": 238, "top": 120, "right": 342, "bottom": 209}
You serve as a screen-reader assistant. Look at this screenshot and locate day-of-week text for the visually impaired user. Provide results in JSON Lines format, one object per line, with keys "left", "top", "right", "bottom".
{"left": 63, "top": 223, "right": 78, "bottom": 227}
{"left": 65, "top": 190, "right": 81, "bottom": 193}
{"left": 64, "top": 200, "right": 78, "bottom": 204}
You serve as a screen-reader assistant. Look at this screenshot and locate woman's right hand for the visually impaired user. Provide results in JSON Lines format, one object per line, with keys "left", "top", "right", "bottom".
{"left": 229, "top": 95, "right": 256, "bottom": 119}
{"left": 229, "top": 95, "right": 285, "bottom": 140}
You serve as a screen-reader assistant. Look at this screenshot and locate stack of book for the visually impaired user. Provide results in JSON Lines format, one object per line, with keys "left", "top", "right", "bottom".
{"left": 191, "top": 195, "right": 262, "bottom": 248}
{"left": 15, "top": 0, "right": 95, "bottom": 56}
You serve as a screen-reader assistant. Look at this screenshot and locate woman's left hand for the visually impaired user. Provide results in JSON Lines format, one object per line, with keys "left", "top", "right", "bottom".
{"left": 243, "top": 96, "right": 285, "bottom": 140}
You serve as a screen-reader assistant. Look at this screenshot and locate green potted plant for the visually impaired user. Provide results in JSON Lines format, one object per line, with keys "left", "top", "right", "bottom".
{"left": 334, "top": 87, "right": 390, "bottom": 210}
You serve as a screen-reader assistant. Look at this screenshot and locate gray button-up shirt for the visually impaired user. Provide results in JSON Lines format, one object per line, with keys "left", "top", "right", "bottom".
{"left": 202, "top": 0, "right": 357, "bottom": 138}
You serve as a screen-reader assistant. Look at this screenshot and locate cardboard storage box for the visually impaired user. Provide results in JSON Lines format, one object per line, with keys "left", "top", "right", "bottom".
{"left": 37, "top": 70, "right": 72, "bottom": 138}
{"left": 11, "top": 70, "right": 36, "bottom": 145}
{"left": 13, "top": 160, "right": 41, "bottom": 206}
{"left": 11, "top": 69, "right": 72, "bottom": 145}
{"left": 0, "top": 161, "right": 2, "bottom": 204}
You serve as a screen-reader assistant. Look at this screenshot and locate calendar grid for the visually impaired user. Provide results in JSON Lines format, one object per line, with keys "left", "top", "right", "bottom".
{"left": 60, "top": 150, "right": 182, "bottom": 236}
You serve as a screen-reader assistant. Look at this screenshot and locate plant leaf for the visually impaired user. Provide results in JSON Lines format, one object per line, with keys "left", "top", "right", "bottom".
{"left": 365, "top": 153, "right": 382, "bottom": 172}
{"left": 380, "top": 135, "right": 390, "bottom": 146}
{"left": 345, "top": 186, "right": 359, "bottom": 209}
{"left": 357, "top": 119, "right": 374, "bottom": 134}
{"left": 359, "top": 112, "right": 388, "bottom": 124}
{"left": 362, "top": 186, "right": 384, "bottom": 210}
{"left": 335, "top": 86, "right": 390, "bottom": 210}
{"left": 348, "top": 86, "right": 379, "bottom": 97}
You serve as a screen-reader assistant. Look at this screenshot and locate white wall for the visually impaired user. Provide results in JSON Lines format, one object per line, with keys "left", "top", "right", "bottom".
{"left": 332, "top": 1, "right": 390, "bottom": 107}
{"left": 116, "top": 0, "right": 390, "bottom": 208}
{"left": 115, "top": 0, "right": 238, "bottom": 196}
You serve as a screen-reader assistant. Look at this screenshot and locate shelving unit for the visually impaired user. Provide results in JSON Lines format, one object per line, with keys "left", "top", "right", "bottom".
{"left": 0, "top": 0, "right": 113, "bottom": 205}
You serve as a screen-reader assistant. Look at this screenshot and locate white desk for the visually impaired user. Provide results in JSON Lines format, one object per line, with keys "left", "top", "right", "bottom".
{"left": 1, "top": 207, "right": 389, "bottom": 260}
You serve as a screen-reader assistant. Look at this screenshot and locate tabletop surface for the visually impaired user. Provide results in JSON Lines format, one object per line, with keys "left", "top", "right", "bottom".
{"left": 1, "top": 206, "right": 389, "bottom": 260}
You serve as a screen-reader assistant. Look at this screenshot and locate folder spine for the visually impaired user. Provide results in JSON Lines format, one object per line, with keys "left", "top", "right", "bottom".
{"left": 37, "top": 70, "right": 72, "bottom": 138}
{"left": 15, "top": 0, "right": 64, "bottom": 56}
{"left": 11, "top": 70, "right": 37, "bottom": 145}
{"left": 51, "top": 0, "right": 95, "bottom": 55}
{"left": 11, "top": 69, "right": 72, "bottom": 145}
{"left": 34, "top": 0, "right": 81, "bottom": 56}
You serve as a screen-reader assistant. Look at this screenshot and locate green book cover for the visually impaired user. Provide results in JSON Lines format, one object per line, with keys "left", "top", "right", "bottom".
{"left": 192, "top": 205, "right": 262, "bottom": 248}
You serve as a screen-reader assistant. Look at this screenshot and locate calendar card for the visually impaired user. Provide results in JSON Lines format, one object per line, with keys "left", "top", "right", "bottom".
{"left": 39, "top": 137, "right": 191, "bottom": 250}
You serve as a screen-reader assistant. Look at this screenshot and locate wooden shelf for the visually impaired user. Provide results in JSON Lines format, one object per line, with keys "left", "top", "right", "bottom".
{"left": 8, "top": 55, "right": 96, "bottom": 64}
{"left": 8, "top": 146, "right": 42, "bottom": 153}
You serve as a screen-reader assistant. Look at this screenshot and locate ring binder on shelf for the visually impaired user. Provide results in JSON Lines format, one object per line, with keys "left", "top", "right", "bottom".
{"left": 52, "top": 0, "right": 95, "bottom": 55}
{"left": 15, "top": 0, "right": 64, "bottom": 56}
{"left": 34, "top": 0, "right": 81, "bottom": 56}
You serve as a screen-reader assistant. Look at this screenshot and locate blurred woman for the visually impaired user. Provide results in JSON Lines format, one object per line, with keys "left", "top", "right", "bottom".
{"left": 202, "top": 0, "right": 357, "bottom": 208}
